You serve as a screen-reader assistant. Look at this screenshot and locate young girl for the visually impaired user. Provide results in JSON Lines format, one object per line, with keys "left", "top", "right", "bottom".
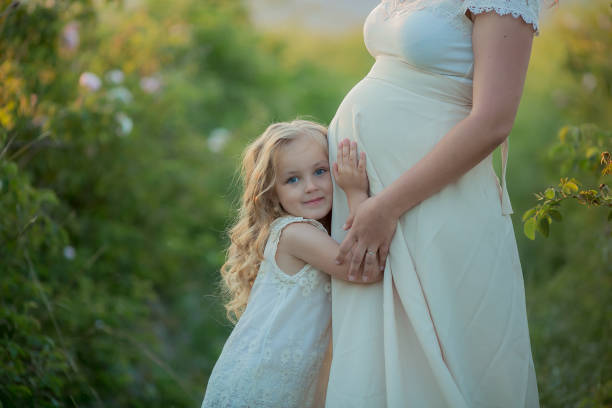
{"left": 201, "top": 120, "right": 381, "bottom": 408}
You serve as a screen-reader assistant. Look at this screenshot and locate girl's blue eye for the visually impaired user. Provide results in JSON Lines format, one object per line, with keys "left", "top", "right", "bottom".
{"left": 286, "top": 176, "right": 298, "bottom": 184}
{"left": 315, "top": 168, "right": 327, "bottom": 176}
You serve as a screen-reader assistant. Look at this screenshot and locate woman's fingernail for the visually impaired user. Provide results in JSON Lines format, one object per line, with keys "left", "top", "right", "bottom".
{"left": 348, "top": 275, "right": 355, "bottom": 281}
{"left": 380, "top": 265, "right": 385, "bottom": 271}
{"left": 335, "top": 260, "right": 341, "bottom": 265}
{"left": 342, "top": 224, "right": 347, "bottom": 229}
{"left": 362, "top": 276, "right": 368, "bottom": 282}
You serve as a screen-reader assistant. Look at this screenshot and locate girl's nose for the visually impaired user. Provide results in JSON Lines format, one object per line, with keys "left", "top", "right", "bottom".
{"left": 304, "top": 178, "right": 317, "bottom": 192}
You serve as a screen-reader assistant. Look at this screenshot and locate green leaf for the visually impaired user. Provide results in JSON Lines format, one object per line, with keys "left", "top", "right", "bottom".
{"left": 549, "top": 210, "right": 562, "bottom": 222}
{"left": 544, "top": 187, "right": 555, "bottom": 200}
{"left": 608, "top": 210, "right": 612, "bottom": 222}
{"left": 569, "top": 126, "right": 581, "bottom": 142}
{"left": 7, "top": 384, "right": 32, "bottom": 398}
{"left": 522, "top": 208, "right": 536, "bottom": 222}
{"left": 585, "top": 146, "right": 599, "bottom": 158}
{"left": 562, "top": 180, "right": 580, "bottom": 195}
{"left": 558, "top": 126, "right": 569, "bottom": 143}
{"left": 537, "top": 216, "right": 550, "bottom": 237}
{"left": 524, "top": 217, "right": 536, "bottom": 240}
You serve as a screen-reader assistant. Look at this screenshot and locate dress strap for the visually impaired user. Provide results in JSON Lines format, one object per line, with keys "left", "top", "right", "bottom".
{"left": 265, "top": 216, "right": 328, "bottom": 259}
{"left": 499, "top": 138, "right": 514, "bottom": 216}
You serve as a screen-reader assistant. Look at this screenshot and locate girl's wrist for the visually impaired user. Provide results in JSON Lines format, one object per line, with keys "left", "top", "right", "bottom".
{"left": 346, "top": 190, "right": 368, "bottom": 213}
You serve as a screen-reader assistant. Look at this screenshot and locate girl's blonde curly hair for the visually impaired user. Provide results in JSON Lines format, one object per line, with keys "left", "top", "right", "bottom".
{"left": 221, "top": 119, "right": 328, "bottom": 323}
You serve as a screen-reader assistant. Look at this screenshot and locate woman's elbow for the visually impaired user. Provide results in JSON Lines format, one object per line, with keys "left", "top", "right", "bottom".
{"left": 470, "top": 110, "right": 516, "bottom": 146}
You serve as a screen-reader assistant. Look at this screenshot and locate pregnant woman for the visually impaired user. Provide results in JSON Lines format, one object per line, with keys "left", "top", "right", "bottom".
{"left": 326, "top": 0, "right": 540, "bottom": 406}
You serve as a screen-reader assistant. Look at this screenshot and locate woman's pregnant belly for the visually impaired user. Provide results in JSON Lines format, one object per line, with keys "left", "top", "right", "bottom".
{"left": 329, "top": 57, "right": 475, "bottom": 192}
{"left": 328, "top": 56, "right": 504, "bottom": 217}
{"left": 327, "top": 57, "right": 509, "bottom": 275}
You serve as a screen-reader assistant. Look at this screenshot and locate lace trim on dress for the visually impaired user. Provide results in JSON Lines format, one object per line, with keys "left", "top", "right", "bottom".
{"left": 381, "top": 0, "right": 540, "bottom": 35}
{"left": 460, "top": 0, "right": 540, "bottom": 34}
{"left": 382, "top": 0, "right": 472, "bottom": 34}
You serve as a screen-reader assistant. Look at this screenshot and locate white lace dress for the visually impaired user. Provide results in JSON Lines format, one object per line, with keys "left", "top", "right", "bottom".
{"left": 326, "top": 0, "right": 540, "bottom": 407}
{"left": 202, "top": 216, "right": 332, "bottom": 408}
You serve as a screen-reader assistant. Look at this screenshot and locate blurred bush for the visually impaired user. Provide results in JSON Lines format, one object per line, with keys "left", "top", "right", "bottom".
{"left": 0, "top": 0, "right": 352, "bottom": 406}
{"left": 514, "top": 2, "right": 611, "bottom": 407}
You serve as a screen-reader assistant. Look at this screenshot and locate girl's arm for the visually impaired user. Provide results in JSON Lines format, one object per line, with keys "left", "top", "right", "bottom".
{"left": 277, "top": 139, "right": 379, "bottom": 282}
{"left": 278, "top": 221, "right": 379, "bottom": 282}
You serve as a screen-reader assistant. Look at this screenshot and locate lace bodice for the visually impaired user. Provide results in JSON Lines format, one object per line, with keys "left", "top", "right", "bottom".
{"left": 365, "top": 0, "right": 540, "bottom": 81}
{"left": 381, "top": 0, "right": 539, "bottom": 29}
{"left": 202, "top": 216, "right": 331, "bottom": 408}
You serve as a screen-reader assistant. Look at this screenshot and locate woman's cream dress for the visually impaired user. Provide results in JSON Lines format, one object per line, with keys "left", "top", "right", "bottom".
{"left": 326, "top": 0, "right": 540, "bottom": 407}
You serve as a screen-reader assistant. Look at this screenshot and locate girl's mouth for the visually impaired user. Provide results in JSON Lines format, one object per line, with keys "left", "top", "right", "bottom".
{"left": 304, "top": 197, "right": 324, "bottom": 205}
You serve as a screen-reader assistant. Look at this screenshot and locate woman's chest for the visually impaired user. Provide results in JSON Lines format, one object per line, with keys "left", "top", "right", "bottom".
{"left": 364, "top": 0, "right": 475, "bottom": 77}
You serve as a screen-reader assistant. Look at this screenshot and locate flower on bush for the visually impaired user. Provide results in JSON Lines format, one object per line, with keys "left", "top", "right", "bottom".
{"left": 79, "top": 72, "right": 101, "bottom": 91}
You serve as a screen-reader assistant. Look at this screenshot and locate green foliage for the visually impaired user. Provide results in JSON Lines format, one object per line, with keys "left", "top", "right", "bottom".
{"left": 1, "top": 0, "right": 353, "bottom": 406}
{"left": 552, "top": 2, "right": 612, "bottom": 127}
{"left": 522, "top": 125, "right": 611, "bottom": 240}
{"left": 515, "top": 3, "right": 612, "bottom": 407}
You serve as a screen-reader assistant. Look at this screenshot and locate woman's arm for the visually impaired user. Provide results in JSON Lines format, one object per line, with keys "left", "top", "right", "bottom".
{"left": 335, "top": 11, "right": 536, "bottom": 281}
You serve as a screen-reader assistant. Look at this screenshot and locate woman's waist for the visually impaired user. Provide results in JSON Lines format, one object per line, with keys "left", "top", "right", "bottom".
{"left": 364, "top": 56, "right": 473, "bottom": 108}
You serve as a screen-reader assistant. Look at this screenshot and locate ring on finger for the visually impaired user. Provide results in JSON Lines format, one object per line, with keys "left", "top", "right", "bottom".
{"left": 366, "top": 250, "right": 376, "bottom": 256}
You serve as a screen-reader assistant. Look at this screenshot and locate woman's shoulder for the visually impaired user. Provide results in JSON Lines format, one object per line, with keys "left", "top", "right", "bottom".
{"left": 460, "top": 0, "right": 540, "bottom": 33}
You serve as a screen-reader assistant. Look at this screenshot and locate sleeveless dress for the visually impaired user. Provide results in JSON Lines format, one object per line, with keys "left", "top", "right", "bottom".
{"left": 202, "top": 216, "right": 332, "bottom": 408}
{"left": 325, "top": 1, "right": 540, "bottom": 407}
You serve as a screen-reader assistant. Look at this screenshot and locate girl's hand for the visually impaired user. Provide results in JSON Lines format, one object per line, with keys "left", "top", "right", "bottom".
{"left": 332, "top": 139, "right": 368, "bottom": 198}
{"left": 335, "top": 195, "right": 398, "bottom": 282}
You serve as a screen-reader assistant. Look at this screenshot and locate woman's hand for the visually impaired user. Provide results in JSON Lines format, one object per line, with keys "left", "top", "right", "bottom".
{"left": 335, "top": 195, "right": 398, "bottom": 282}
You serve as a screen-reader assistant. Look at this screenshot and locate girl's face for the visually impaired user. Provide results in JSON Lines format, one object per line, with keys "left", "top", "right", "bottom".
{"left": 274, "top": 136, "right": 332, "bottom": 222}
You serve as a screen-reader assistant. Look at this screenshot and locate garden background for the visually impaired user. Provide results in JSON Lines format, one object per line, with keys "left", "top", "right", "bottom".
{"left": 1, "top": 0, "right": 610, "bottom": 406}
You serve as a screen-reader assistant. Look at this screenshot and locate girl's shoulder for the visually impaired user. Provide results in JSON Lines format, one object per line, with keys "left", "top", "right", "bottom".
{"left": 269, "top": 215, "right": 327, "bottom": 236}
{"left": 265, "top": 216, "right": 328, "bottom": 259}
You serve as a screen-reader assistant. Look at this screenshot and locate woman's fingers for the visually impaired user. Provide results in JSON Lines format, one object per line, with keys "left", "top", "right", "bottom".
{"left": 348, "top": 241, "right": 367, "bottom": 281}
{"left": 362, "top": 248, "right": 378, "bottom": 282}
{"left": 342, "top": 214, "right": 354, "bottom": 230}
{"left": 379, "top": 242, "right": 390, "bottom": 272}
{"left": 336, "top": 230, "right": 355, "bottom": 265}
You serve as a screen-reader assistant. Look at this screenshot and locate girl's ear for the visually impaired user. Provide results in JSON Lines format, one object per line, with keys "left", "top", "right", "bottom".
{"left": 274, "top": 200, "right": 283, "bottom": 214}
{"left": 269, "top": 194, "right": 282, "bottom": 215}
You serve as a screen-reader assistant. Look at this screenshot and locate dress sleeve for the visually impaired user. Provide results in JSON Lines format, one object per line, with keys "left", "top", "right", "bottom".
{"left": 462, "top": 0, "right": 540, "bottom": 34}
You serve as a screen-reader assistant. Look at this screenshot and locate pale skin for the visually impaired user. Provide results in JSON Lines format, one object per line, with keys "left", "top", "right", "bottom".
{"left": 275, "top": 139, "right": 378, "bottom": 282}
{"left": 335, "top": 11, "right": 537, "bottom": 281}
